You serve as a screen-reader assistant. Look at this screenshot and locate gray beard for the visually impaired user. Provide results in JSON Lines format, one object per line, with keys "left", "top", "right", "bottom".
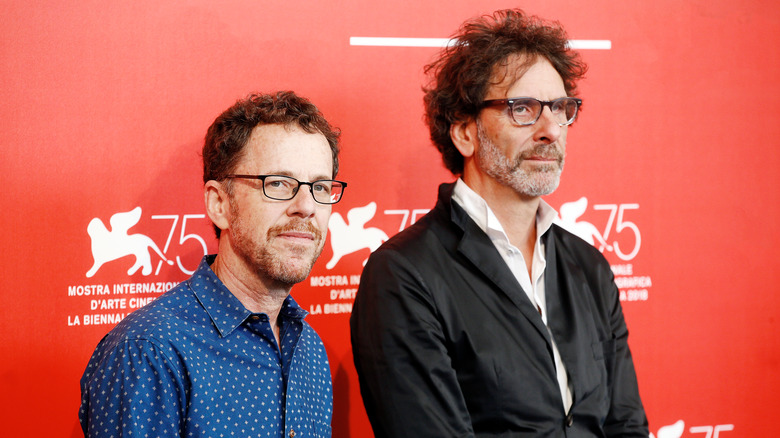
{"left": 476, "top": 121, "right": 564, "bottom": 197}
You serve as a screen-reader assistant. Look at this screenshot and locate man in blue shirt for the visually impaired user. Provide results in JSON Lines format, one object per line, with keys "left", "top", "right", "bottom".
{"left": 80, "top": 91, "right": 346, "bottom": 437}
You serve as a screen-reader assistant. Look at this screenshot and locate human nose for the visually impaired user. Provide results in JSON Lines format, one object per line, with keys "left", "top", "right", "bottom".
{"left": 532, "top": 106, "right": 562, "bottom": 144}
{"left": 286, "top": 184, "right": 318, "bottom": 218}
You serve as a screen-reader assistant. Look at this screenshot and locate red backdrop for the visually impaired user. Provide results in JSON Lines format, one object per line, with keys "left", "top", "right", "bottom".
{"left": 2, "top": 1, "right": 779, "bottom": 436}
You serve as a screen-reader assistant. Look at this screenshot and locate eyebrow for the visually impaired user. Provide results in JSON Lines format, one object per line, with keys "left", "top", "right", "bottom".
{"left": 265, "top": 170, "right": 333, "bottom": 181}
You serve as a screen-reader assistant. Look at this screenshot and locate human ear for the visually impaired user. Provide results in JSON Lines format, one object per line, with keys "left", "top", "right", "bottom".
{"left": 204, "top": 180, "right": 230, "bottom": 234}
{"left": 449, "top": 118, "right": 478, "bottom": 159}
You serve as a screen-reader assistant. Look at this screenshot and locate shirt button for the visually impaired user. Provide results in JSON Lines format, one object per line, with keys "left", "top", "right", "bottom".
{"left": 289, "top": 429, "right": 296, "bottom": 437}
{"left": 249, "top": 315, "right": 260, "bottom": 321}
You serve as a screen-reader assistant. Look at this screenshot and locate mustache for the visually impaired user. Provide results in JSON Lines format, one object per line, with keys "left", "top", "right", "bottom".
{"left": 267, "top": 219, "right": 323, "bottom": 242}
{"left": 518, "top": 143, "right": 564, "bottom": 162}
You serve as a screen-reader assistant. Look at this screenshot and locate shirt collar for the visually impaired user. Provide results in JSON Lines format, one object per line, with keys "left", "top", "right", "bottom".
{"left": 188, "top": 255, "right": 308, "bottom": 338}
{"left": 452, "top": 178, "right": 558, "bottom": 241}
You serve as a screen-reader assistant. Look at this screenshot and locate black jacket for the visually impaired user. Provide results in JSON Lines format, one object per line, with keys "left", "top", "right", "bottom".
{"left": 351, "top": 183, "right": 648, "bottom": 437}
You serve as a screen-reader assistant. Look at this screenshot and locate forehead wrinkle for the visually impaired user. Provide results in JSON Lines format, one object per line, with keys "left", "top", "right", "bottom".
{"left": 269, "top": 170, "right": 331, "bottom": 182}
{"left": 260, "top": 169, "right": 333, "bottom": 183}
{"left": 240, "top": 125, "right": 333, "bottom": 181}
{"left": 487, "top": 53, "right": 536, "bottom": 97}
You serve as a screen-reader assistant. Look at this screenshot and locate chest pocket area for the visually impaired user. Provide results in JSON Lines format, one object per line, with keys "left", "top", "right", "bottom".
{"left": 580, "top": 338, "right": 615, "bottom": 408}
{"left": 592, "top": 338, "right": 617, "bottom": 382}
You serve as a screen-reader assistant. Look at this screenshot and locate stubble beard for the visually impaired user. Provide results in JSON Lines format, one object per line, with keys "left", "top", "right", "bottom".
{"left": 230, "top": 200, "right": 324, "bottom": 286}
{"left": 476, "top": 121, "right": 565, "bottom": 198}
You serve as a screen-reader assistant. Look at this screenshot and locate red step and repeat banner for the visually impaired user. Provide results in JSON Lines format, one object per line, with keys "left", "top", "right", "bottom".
{"left": 2, "top": 1, "right": 779, "bottom": 436}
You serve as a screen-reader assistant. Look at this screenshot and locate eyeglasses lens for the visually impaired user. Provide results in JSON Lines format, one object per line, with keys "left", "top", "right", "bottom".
{"left": 555, "top": 99, "right": 579, "bottom": 125}
{"left": 312, "top": 181, "right": 344, "bottom": 204}
{"left": 510, "top": 99, "right": 540, "bottom": 125}
{"left": 510, "top": 98, "right": 578, "bottom": 126}
{"left": 263, "top": 176, "right": 343, "bottom": 204}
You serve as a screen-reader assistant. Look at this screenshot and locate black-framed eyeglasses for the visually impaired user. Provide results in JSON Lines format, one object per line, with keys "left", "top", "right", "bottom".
{"left": 480, "top": 97, "right": 582, "bottom": 126}
{"left": 223, "top": 174, "right": 347, "bottom": 204}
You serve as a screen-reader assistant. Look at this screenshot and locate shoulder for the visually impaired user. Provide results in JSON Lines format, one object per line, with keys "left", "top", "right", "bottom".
{"left": 299, "top": 321, "right": 326, "bottom": 349}
{"left": 81, "top": 282, "right": 206, "bottom": 387}
{"left": 356, "top": 208, "right": 462, "bottom": 319}
{"left": 362, "top": 222, "right": 447, "bottom": 294}
{"left": 299, "top": 322, "right": 329, "bottom": 359}
{"left": 372, "top": 204, "right": 452, "bottom": 263}
{"left": 96, "top": 282, "right": 196, "bottom": 354}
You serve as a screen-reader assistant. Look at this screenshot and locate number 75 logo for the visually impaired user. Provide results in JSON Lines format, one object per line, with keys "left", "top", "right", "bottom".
{"left": 556, "top": 197, "right": 641, "bottom": 261}
{"left": 85, "top": 207, "right": 210, "bottom": 278}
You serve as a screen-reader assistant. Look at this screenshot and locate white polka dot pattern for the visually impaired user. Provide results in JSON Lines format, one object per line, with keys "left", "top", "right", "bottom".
{"left": 79, "top": 255, "right": 333, "bottom": 437}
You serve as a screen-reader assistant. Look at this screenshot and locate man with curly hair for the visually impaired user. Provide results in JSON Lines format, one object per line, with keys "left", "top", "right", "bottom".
{"left": 351, "top": 10, "right": 648, "bottom": 437}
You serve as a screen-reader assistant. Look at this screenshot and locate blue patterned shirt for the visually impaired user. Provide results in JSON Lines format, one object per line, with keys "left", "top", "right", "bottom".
{"left": 79, "top": 255, "right": 333, "bottom": 437}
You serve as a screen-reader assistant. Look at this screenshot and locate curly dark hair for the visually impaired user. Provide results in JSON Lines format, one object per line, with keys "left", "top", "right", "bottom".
{"left": 202, "top": 91, "right": 341, "bottom": 237}
{"left": 423, "top": 9, "right": 588, "bottom": 175}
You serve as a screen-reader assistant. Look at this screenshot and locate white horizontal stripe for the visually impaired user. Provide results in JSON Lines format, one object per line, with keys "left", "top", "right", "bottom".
{"left": 350, "top": 37, "right": 611, "bottom": 50}
{"left": 567, "top": 40, "right": 612, "bottom": 50}
{"left": 349, "top": 37, "right": 456, "bottom": 47}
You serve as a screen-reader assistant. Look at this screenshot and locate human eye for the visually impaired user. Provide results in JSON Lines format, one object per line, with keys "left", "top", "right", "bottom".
{"left": 266, "top": 178, "right": 290, "bottom": 188}
{"left": 512, "top": 100, "right": 533, "bottom": 114}
{"left": 551, "top": 98, "right": 569, "bottom": 113}
{"left": 510, "top": 99, "right": 538, "bottom": 122}
{"left": 312, "top": 181, "right": 332, "bottom": 194}
{"left": 264, "top": 176, "right": 296, "bottom": 195}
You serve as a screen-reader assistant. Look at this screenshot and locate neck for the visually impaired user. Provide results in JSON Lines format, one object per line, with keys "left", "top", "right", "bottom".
{"left": 460, "top": 174, "right": 540, "bottom": 274}
{"left": 461, "top": 174, "right": 540, "bottom": 244}
{"left": 210, "top": 245, "right": 292, "bottom": 340}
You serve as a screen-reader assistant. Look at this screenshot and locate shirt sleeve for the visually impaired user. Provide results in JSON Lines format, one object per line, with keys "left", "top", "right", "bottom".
{"left": 350, "top": 248, "right": 475, "bottom": 438}
{"left": 79, "top": 337, "right": 187, "bottom": 437}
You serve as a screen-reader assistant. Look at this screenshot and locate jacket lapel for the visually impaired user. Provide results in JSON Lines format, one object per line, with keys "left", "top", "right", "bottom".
{"left": 544, "top": 226, "right": 596, "bottom": 404}
{"left": 448, "top": 193, "right": 552, "bottom": 345}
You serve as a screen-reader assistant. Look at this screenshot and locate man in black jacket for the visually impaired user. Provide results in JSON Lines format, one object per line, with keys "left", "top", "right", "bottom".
{"left": 350, "top": 9, "right": 648, "bottom": 437}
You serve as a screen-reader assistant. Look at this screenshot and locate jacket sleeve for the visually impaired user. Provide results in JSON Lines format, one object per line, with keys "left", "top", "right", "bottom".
{"left": 350, "top": 248, "right": 475, "bottom": 438}
{"left": 592, "top": 256, "right": 649, "bottom": 437}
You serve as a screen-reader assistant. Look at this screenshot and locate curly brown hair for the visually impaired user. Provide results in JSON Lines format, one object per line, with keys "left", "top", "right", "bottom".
{"left": 202, "top": 91, "right": 341, "bottom": 237}
{"left": 423, "top": 9, "right": 587, "bottom": 175}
